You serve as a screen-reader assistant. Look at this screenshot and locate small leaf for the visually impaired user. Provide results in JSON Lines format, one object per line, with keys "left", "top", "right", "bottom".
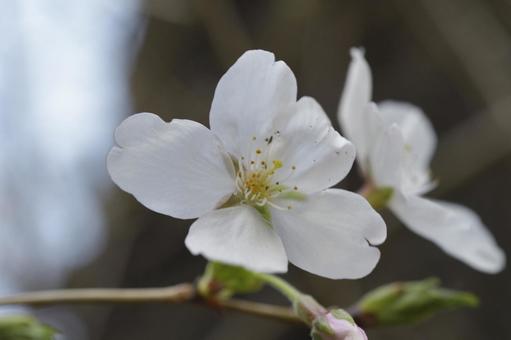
{"left": 354, "top": 277, "right": 479, "bottom": 327}
{"left": 198, "top": 262, "right": 264, "bottom": 300}
{"left": 0, "top": 315, "right": 57, "bottom": 340}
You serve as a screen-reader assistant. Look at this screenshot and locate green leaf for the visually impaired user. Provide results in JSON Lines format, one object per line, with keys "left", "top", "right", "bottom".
{"left": 198, "top": 262, "right": 264, "bottom": 300}
{"left": 0, "top": 316, "right": 57, "bottom": 340}
{"left": 355, "top": 278, "right": 479, "bottom": 327}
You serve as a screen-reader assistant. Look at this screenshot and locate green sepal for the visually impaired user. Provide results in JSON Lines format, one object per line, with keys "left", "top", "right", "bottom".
{"left": 329, "top": 308, "right": 355, "bottom": 325}
{"left": 310, "top": 308, "right": 359, "bottom": 340}
{"left": 365, "top": 186, "right": 394, "bottom": 210}
{"left": 311, "top": 316, "right": 335, "bottom": 337}
{"left": 355, "top": 277, "right": 479, "bottom": 327}
{"left": 198, "top": 262, "right": 264, "bottom": 300}
{"left": 0, "top": 316, "right": 57, "bottom": 340}
{"left": 254, "top": 204, "right": 272, "bottom": 224}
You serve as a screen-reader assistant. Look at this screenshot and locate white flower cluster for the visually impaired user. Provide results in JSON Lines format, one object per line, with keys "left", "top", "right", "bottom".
{"left": 108, "top": 49, "right": 505, "bottom": 280}
{"left": 339, "top": 49, "right": 505, "bottom": 274}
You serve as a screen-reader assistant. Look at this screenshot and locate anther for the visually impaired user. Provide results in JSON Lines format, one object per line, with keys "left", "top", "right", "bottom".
{"left": 272, "top": 160, "right": 283, "bottom": 169}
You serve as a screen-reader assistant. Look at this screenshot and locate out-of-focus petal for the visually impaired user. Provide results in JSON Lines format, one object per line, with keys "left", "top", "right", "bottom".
{"left": 369, "top": 123, "right": 404, "bottom": 189}
{"left": 338, "top": 48, "right": 372, "bottom": 164}
{"left": 391, "top": 194, "right": 506, "bottom": 273}
{"left": 378, "top": 101, "right": 437, "bottom": 169}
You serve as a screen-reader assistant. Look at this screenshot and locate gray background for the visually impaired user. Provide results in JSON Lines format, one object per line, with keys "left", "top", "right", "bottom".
{"left": 48, "top": 1, "right": 511, "bottom": 339}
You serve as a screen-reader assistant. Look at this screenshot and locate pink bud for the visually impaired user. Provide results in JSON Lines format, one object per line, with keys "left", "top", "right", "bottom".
{"left": 322, "top": 313, "right": 368, "bottom": 340}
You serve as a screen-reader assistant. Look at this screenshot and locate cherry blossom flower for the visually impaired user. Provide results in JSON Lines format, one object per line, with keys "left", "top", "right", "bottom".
{"left": 338, "top": 48, "right": 505, "bottom": 273}
{"left": 108, "top": 50, "right": 386, "bottom": 279}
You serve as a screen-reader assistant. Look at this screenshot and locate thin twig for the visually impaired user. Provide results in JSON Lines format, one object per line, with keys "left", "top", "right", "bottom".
{"left": 0, "top": 284, "right": 195, "bottom": 305}
{"left": 220, "top": 299, "right": 301, "bottom": 323}
{"left": 0, "top": 284, "right": 301, "bottom": 324}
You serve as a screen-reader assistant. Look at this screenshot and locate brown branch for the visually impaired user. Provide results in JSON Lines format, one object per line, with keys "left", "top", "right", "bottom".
{"left": 0, "top": 284, "right": 301, "bottom": 324}
{"left": 220, "top": 298, "right": 301, "bottom": 323}
{"left": 0, "top": 284, "right": 195, "bottom": 305}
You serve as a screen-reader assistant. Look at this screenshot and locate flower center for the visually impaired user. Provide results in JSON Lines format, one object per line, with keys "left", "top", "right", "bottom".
{"left": 236, "top": 154, "right": 286, "bottom": 206}
{"left": 245, "top": 158, "right": 282, "bottom": 198}
{"left": 234, "top": 139, "right": 299, "bottom": 210}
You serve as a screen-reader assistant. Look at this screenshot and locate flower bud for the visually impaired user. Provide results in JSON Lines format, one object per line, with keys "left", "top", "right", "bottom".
{"left": 198, "top": 262, "right": 263, "bottom": 300}
{"left": 293, "top": 294, "right": 327, "bottom": 324}
{"left": 311, "top": 309, "right": 367, "bottom": 340}
{"left": 353, "top": 278, "right": 478, "bottom": 327}
{"left": 0, "top": 315, "right": 56, "bottom": 340}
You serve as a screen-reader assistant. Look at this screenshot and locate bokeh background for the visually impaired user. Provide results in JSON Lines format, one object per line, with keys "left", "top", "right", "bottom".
{"left": 1, "top": 0, "right": 511, "bottom": 339}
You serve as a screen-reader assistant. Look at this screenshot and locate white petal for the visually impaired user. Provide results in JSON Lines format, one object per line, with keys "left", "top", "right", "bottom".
{"left": 369, "top": 102, "right": 435, "bottom": 195}
{"left": 209, "top": 50, "right": 297, "bottom": 157}
{"left": 185, "top": 205, "right": 288, "bottom": 273}
{"left": 390, "top": 195, "right": 506, "bottom": 273}
{"left": 378, "top": 101, "right": 437, "bottom": 168}
{"left": 269, "top": 97, "right": 356, "bottom": 193}
{"left": 271, "top": 189, "right": 386, "bottom": 279}
{"left": 369, "top": 123, "right": 404, "bottom": 189}
{"left": 338, "top": 48, "right": 373, "bottom": 163}
{"left": 108, "top": 113, "right": 235, "bottom": 219}
{"left": 273, "top": 96, "right": 333, "bottom": 136}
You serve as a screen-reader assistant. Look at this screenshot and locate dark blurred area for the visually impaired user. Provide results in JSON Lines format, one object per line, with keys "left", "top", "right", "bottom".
{"left": 2, "top": 0, "right": 511, "bottom": 339}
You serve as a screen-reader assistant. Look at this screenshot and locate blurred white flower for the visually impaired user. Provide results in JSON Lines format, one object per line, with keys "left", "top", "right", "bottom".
{"left": 338, "top": 48, "right": 506, "bottom": 273}
{"left": 108, "top": 49, "right": 386, "bottom": 279}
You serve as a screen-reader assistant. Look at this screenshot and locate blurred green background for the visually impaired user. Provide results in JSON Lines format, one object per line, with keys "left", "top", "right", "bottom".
{"left": 42, "top": 0, "right": 511, "bottom": 339}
